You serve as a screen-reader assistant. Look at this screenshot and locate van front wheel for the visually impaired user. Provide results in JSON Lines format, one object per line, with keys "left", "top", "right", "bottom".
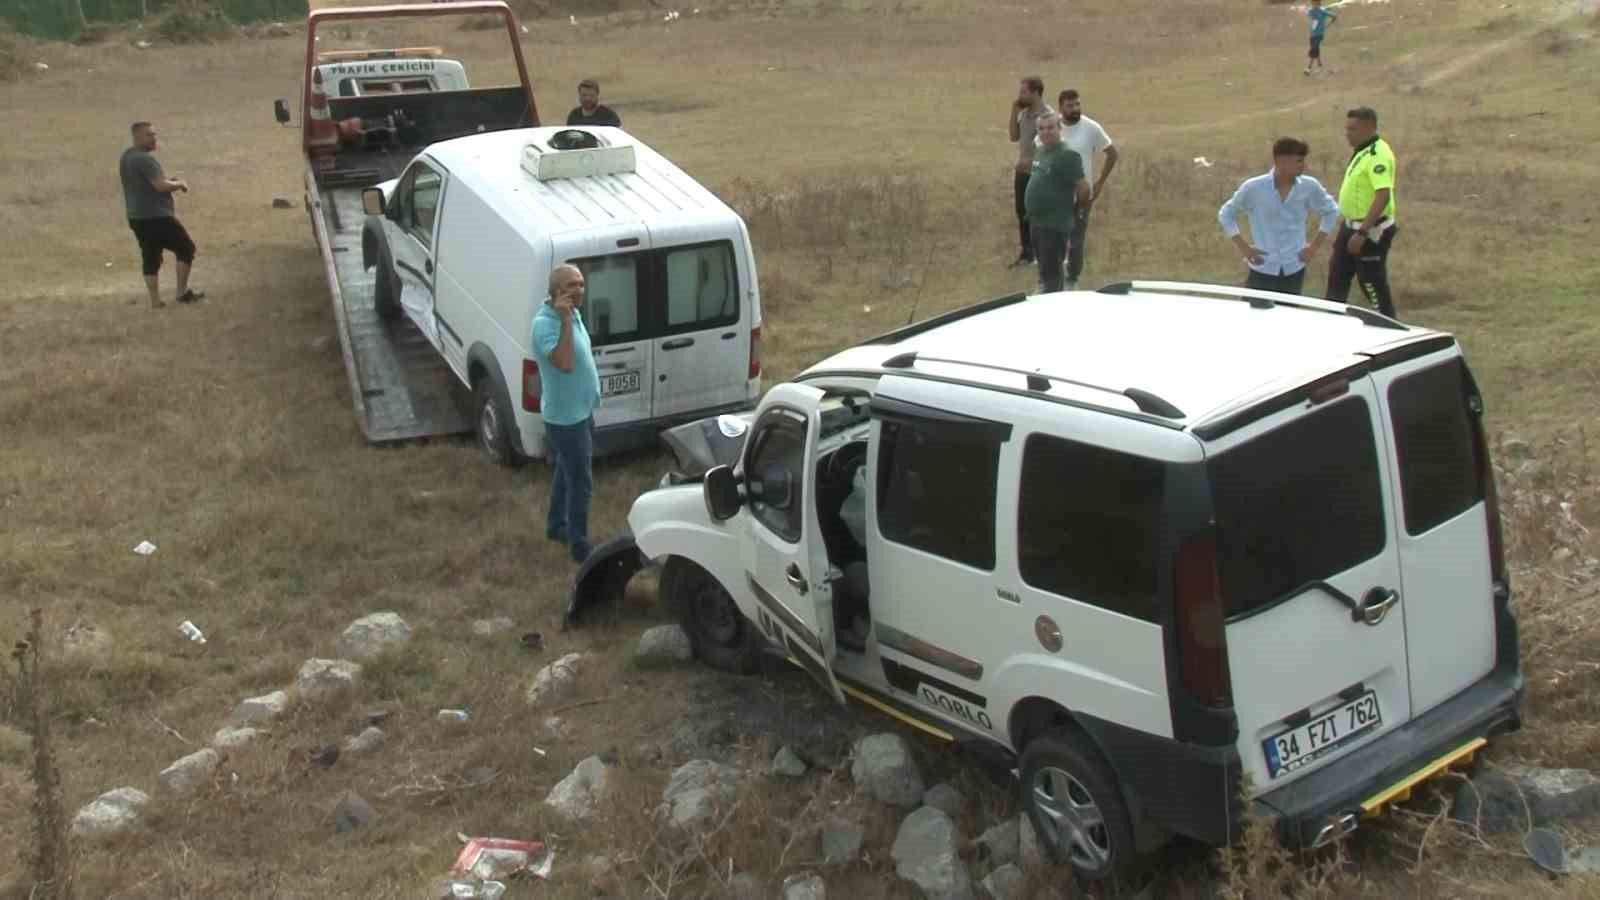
{"left": 1019, "top": 728, "right": 1138, "bottom": 882}
{"left": 373, "top": 246, "right": 401, "bottom": 321}
{"left": 662, "top": 558, "right": 763, "bottom": 675}
{"left": 474, "top": 379, "right": 523, "bottom": 468}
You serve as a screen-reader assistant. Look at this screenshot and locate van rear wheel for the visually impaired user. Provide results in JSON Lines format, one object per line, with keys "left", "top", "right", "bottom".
{"left": 474, "top": 379, "right": 523, "bottom": 468}
{"left": 662, "top": 557, "right": 763, "bottom": 675}
{"left": 1019, "top": 728, "right": 1138, "bottom": 882}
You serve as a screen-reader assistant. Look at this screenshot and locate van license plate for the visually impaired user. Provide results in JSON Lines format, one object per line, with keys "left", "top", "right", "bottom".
{"left": 601, "top": 371, "right": 640, "bottom": 397}
{"left": 1263, "top": 691, "right": 1381, "bottom": 779}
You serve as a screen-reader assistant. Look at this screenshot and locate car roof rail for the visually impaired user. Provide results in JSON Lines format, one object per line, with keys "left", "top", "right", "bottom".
{"left": 857, "top": 291, "right": 1030, "bottom": 346}
{"left": 876, "top": 351, "right": 1186, "bottom": 419}
{"left": 1097, "top": 280, "right": 1409, "bottom": 331}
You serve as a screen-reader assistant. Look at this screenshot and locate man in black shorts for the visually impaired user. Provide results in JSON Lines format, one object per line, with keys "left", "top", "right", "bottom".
{"left": 120, "top": 121, "right": 202, "bottom": 308}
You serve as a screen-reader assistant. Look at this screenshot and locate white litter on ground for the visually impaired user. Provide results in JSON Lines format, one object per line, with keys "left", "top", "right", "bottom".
{"left": 133, "top": 540, "right": 157, "bottom": 556}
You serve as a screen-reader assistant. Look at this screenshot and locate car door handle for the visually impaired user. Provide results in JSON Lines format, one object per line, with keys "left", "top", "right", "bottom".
{"left": 661, "top": 338, "right": 695, "bottom": 351}
{"left": 721, "top": 331, "right": 737, "bottom": 340}
{"left": 424, "top": 259, "right": 433, "bottom": 275}
{"left": 785, "top": 563, "right": 809, "bottom": 596}
{"left": 1355, "top": 587, "right": 1400, "bottom": 626}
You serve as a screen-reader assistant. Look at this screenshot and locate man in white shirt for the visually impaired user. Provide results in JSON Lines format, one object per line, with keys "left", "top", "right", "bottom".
{"left": 1053, "top": 90, "right": 1119, "bottom": 288}
{"left": 1216, "top": 137, "right": 1341, "bottom": 295}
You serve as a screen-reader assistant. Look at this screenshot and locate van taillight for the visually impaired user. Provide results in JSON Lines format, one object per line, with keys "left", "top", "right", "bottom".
{"left": 1468, "top": 392, "right": 1509, "bottom": 606}
{"left": 749, "top": 325, "right": 762, "bottom": 379}
{"left": 522, "top": 359, "right": 541, "bottom": 413}
{"left": 1175, "top": 530, "right": 1233, "bottom": 707}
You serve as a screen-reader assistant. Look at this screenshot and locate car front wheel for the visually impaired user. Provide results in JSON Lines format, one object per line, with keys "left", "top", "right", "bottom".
{"left": 474, "top": 379, "right": 523, "bottom": 468}
{"left": 1018, "top": 728, "right": 1139, "bottom": 882}
{"left": 373, "top": 245, "right": 401, "bottom": 320}
{"left": 662, "top": 557, "right": 763, "bottom": 675}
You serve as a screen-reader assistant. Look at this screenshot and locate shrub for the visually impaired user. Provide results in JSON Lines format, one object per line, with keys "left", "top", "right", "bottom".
{"left": 156, "top": 1, "right": 234, "bottom": 44}
{"left": 0, "top": 24, "right": 28, "bottom": 83}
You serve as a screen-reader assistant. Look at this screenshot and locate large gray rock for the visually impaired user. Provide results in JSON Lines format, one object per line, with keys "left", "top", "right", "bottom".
{"left": 159, "top": 747, "right": 220, "bottom": 795}
{"left": 658, "top": 759, "right": 741, "bottom": 832}
{"left": 980, "top": 863, "right": 1026, "bottom": 900}
{"left": 333, "top": 790, "right": 374, "bottom": 832}
{"left": 851, "top": 733, "right": 924, "bottom": 808}
{"left": 525, "top": 652, "right": 585, "bottom": 707}
{"left": 782, "top": 873, "right": 826, "bottom": 900}
{"left": 211, "top": 726, "right": 261, "bottom": 749}
{"left": 343, "top": 726, "right": 385, "bottom": 755}
{"left": 773, "top": 745, "right": 809, "bottom": 778}
{"left": 1451, "top": 765, "right": 1600, "bottom": 834}
{"left": 336, "top": 612, "right": 413, "bottom": 660}
{"left": 821, "top": 818, "right": 864, "bottom": 864}
{"left": 977, "top": 819, "right": 1020, "bottom": 866}
{"left": 295, "top": 658, "right": 362, "bottom": 701}
{"left": 544, "top": 755, "right": 612, "bottom": 821}
{"left": 1018, "top": 813, "right": 1046, "bottom": 872}
{"left": 71, "top": 787, "right": 150, "bottom": 837}
{"left": 722, "top": 874, "right": 763, "bottom": 898}
{"left": 1571, "top": 846, "right": 1600, "bottom": 874}
{"left": 229, "top": 690, "right": 288, "bottom": 724}
{"left": 891, "top": 806, "right": 973, "bottom": 900}
{"left": 636, "top": 624, "right": 693, "bottom": 666}
{"left": 924, "top": 782, "right": 967, "bottom": 820}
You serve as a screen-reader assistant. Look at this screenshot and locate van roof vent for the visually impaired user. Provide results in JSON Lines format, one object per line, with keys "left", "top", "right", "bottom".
{"left": 522, "top": 134, "right": 636, "bottom": 182}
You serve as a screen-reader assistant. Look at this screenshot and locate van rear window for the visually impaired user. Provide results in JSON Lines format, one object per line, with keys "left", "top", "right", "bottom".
{"left": 1388, "top": 359, "right": 1484, "bottom": 535}
{"left": 1209, "top": 397, "right": 1387, "bottom": 618}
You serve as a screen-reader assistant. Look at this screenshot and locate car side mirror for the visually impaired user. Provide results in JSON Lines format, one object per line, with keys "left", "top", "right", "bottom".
{"left": 703, "top": 465, "right": 743, "bottom": 522}
{"left": 273, "top": 98, "right": 291, "bottom": 125}
{"left": 362, "top": 187, "right": 386, "bottom": 217}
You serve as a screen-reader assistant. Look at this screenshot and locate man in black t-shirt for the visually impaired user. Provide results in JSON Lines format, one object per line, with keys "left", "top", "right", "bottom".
{"left": 566, "top": 79, "right": 621, "bottom": 128}
{"left": 119, "top": 121, "right": 203, "bottom": 309}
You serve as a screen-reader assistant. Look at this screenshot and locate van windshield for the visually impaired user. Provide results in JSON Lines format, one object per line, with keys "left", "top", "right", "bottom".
{"left": 1207, "top": 397, "right": 1387, "bottom": 618}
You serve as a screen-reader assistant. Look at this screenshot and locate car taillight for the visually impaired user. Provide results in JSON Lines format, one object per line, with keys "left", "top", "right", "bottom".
{"left": 749, "top": 325, "right": 762, "bottom": 379}
{"left": 1174, "top": 530, "right": 1232, "bottom": 707}
{"left": 521, "top": 359, "right": 541, "bottom": 413}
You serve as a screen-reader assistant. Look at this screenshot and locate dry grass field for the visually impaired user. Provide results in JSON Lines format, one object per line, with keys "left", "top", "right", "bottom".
{"left": 2, "top": 0, "right": 1600, "bottom": 896}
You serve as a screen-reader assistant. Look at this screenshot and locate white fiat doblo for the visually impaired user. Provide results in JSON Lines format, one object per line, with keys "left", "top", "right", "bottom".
{"left": 581, "top": 282, "right": 1523, "bottom": 880}
{"left": 360, "top": 125, "right": 763, "bottom": 463}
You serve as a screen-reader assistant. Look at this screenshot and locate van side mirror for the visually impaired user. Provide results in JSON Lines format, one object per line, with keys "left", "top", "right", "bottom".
{"left": 703, "top": 465, "right": 743, "bottom": 522}
{"left": 273, "top": 98, "right": 291, "bottom": 125}
{"left": 362, "top": 187, "right": 386, "bottom": 217}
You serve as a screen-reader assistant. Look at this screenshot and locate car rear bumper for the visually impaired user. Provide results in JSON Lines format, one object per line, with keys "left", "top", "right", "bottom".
{"left": 1253, "top": 664, "right": 1523, "bottom": 848}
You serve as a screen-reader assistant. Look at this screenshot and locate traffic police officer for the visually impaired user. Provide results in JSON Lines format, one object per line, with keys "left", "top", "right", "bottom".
{"left": 1327, "top": 106, "right": 1399, "bottom": 318}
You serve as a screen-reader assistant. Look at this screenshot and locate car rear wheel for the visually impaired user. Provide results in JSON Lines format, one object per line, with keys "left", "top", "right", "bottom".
{"left": 474, "top": 378, "right": 524, "bottom": 468}
{"left": 1019, "top": 728, "right": 1138, "bottom": 882}
{"left": 662, "top": 557, "right": 763, "bottom": 674}
{"left": 373, "top": 245, "right": 401, "bottom": 321}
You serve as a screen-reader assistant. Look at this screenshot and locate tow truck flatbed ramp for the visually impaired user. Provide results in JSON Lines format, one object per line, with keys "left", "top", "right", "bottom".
{"left": 318, "top": 186, "right": 473, "bottom": 443}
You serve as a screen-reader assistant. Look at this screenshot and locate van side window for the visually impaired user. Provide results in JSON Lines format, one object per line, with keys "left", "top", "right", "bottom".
{"left": 746, "top": 410, "right": 808, "bottom": 542}
{"left": 664, "top": 244, "right": 738, "bottom": 333}
{"left": 876, "top": 419, "right": 1001, "bottom": 571}
{"left": 1017, "top": 435, "right": 1163, "bottom": 622}
{"left": 1209, "top": 397, "right": 1386, "bottom": 617}
{"left": 409, "top": 167, "right": 443, "bottom": 248}
{"left": 576, "top": 254, "right": 642, "bottom": 344}
{"left": 1388, "top": 359, "right": 1484, "bottom": 535}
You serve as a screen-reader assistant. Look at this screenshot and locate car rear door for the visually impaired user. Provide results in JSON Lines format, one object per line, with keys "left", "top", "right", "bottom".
{"left": 555, "top": 228, "right": 654, "bottom": 431}
{"left": 1367, "top": 348, "right": 1497, "bottom": 715}
{"left": 1206, "top": 377, "right": 1413, "bottom": 792}
{"left": 648, "top": 239, "right": 748, "bottom": 421}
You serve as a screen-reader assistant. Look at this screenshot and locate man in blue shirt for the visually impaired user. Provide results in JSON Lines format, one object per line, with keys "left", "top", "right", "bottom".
{"left": 1216, "top": 137, "right": 1340, "bottom": 295}
{"left": 1306, "top": 0, "right": 1338, "bottom": 76}
{"left": 532, "top": 264, "right": 602, "bottom": 564}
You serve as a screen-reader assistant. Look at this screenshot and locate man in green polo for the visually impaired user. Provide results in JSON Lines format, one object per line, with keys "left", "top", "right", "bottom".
{"left": 1024, "top": 112, "right": 1091, "bottom": 294}
{"left": 1326, "top": 106, "right": 1399, "bottom": 318}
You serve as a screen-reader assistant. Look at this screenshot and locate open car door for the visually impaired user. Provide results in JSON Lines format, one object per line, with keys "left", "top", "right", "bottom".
{"left": 741, "top": 382, "right": 845, "bottom": 704}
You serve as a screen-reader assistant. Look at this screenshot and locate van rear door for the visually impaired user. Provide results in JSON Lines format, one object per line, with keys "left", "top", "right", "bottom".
{"left": 647, "top": 238, "right": 749, "bottom": 421}
{"left": 556, "top": 228, "right": 654, "bottom": 432}
{"left": 1367, "top": 349, "right": 1496, "bottom": 715}
{"left": 1206, "top": 377, "right": 1413, "bottom": 793}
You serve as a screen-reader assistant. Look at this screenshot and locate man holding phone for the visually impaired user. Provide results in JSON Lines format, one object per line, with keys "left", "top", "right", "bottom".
{"left": 533, "top": 264, "right": 602, "bottom": 564}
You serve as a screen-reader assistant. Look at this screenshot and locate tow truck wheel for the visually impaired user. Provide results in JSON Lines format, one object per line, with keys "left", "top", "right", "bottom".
{"left": 662, "top": 557, "right": 762, "bottom": 675}
{"left": 1019, "top": 728, "right": 1138, "bottom": 882}
{"left": 373, "top": 246, "right": 401, "bottom": 320}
